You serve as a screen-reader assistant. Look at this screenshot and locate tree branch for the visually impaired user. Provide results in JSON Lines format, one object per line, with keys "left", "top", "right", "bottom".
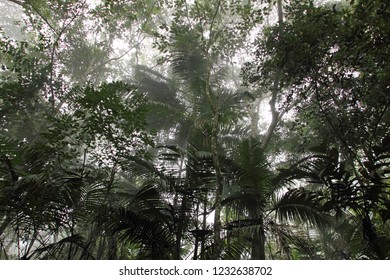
{"left": 261, "top": 0, "right": 283, "bottom": 149}
{"left": 25, "top": 0, "right": 59, "bottom": 35}
{"left": 261, "top": 81, "right": 280, "bottom": 149}
{"left": 49, "top": 1, "right": 86, "bottom": 110}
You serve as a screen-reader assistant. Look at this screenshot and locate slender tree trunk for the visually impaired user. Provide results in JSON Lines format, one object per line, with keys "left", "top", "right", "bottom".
{"left": 261, "top": 0, "right": 284, "bottom": 150}
{"left": 252, "top": 0, "right": 284, "bottom": 260}
{"left": 203, "top": 49, "right": 224, "bottom": 258}
{"left": 200, "top": 192, "right": 208, "bottom": 259}
{"left": 106, "top": 163, "right": 117, "bottom": 259}
{"left": 107, "top": 235, "right": 117, "bottom": 260}
{"left": 174, "top": 147, "right": 189, "bottom": 259}
{"left": 193, "top": 201, "right": 200, "bottom": 260}
{"left": 211, "top": 112, "right": 224, "bottom": 259}
{"left": 175, "top": 190, "right": 189, "bottom": 259}
{"left": 261, "top": 84, "right": 280, "bottom": 149}
{"left": 251, "top": 216, "right": 266, "bottom": 260}
{"left": 249, "top": 99, "right": 261, "bottom": 137}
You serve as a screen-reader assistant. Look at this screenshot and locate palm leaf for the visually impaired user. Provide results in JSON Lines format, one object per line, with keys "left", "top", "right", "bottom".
{"left": 29, "top": 234, "right": 92, "bottom": 260}
{"left": 101, "top": 206, "right": 176, "bottom": 259}
{"left": 223, "top": 137, "right": 273, "bottom": 213}
{"left": 270, "top": 188, "right": 333, "bottom": 228}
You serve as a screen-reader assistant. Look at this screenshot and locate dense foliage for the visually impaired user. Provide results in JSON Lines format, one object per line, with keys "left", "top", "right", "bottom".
{"left": 0, "top": 0, "right": 389, "bottom": 259}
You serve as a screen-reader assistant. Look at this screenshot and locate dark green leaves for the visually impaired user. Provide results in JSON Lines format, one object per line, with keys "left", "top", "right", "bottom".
{"left": 46, "top": 81, "right": 154, "bottom": 161}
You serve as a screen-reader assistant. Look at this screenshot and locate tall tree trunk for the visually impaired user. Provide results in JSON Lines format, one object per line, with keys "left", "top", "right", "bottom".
{"left": 252, "top": 0, "right": 284, "bottom": 260}
{"left": 211, "top": 112, "right": 224, "bottom": 259}
{"left": 175, "top": 191, "right": 189, "bottom": 259}
{"left": 203, "top": 47, "right": 224, "bottom": 258}
{"left": 251, "top": 216, "right": 266, "bottom": 260}
{"left": 200, "top": 192, "right": 208, "bottom": 259}
{"left": 261, "top": 0, "right": 284, "bottom": 150}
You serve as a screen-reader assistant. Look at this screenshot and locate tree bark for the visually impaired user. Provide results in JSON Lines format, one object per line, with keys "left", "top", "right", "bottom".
{"left": 211, "top": 114, "right": 224, "bottom": 259}
{"left": 261, "top": 0, "right": 284, "bottom": 150}
{"left": 251, "top": 216, "right": 266, "bottom": 260}
{"left": 253, "top": 0, "right": 284, "bottom": 260}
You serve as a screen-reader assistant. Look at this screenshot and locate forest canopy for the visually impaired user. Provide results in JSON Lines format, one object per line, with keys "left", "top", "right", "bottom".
{"left": 0, "top": 0, "right": 389, "bottom": 260}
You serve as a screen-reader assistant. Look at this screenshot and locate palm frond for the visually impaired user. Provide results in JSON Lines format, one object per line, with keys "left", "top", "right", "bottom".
{"left": 270, "top": 188, "right": 333, "bottom": 228}
{"left": 101, "top": 206, "right": 176, "bottom": 259}
{"left": 232, "top": 138, "right": 273, "bottom": 211}
{"left": 30, "top": 234, "right": 92, "bottom": 260}
{"left": 269, "top": 225, "right": 322, "bottom": 259}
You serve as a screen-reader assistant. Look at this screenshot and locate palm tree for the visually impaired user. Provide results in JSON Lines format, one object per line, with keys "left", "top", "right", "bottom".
{"left": 276, "top": 143, "right": 390, "bottom": 259}
{"left": 220, "top": 137, "right": 333, "bottom": 259}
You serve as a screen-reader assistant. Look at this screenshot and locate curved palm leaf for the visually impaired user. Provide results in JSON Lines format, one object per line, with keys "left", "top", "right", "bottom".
{"left": 270, "top": 188, "right": 333, "bottom": 228}
{"left": 29, "top": 234, "right": 93, "bottom": 260}
{"left": 223, "top": 137, "right": 273, "bottom": 213}
{"left": 100, "top": 205, "right": 176, "bottom": 260}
